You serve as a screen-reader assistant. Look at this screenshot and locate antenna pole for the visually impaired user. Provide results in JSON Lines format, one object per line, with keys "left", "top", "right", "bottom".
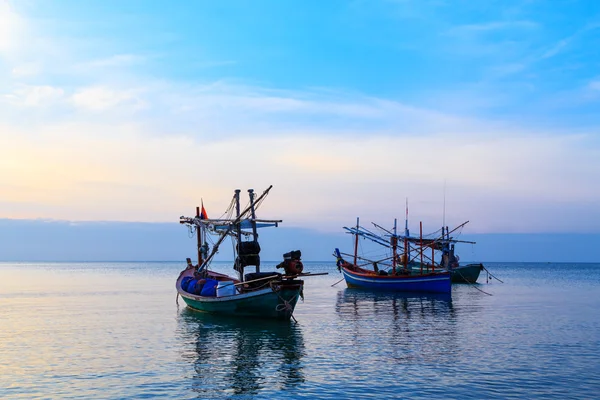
{"left": 443, "top": 179, "right": 446, "bottom": 229}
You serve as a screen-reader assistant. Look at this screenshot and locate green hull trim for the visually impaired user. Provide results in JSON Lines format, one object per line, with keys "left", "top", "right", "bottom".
{"left": 450, "top": 263, "right": 483, "bottom": 283}
{"left": 179, "top": 282, "right": 303, "bottom": 320}
{"left": 407, "top": 262, "right": 484, "bottom": 284}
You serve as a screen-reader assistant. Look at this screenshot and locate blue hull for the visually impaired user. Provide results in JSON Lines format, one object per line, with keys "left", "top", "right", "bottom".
{"left": 342, "top": 267, "right": 451, "bottom": 294}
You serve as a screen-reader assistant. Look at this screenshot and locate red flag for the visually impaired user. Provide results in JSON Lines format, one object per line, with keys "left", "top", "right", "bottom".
{"left": 200, "top": 201, "right": 208, "bottom": 219}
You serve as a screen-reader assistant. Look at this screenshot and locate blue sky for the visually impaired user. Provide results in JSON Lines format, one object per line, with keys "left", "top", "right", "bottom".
{"left": 1, "top": 0, "right": 600, "bottom": 239}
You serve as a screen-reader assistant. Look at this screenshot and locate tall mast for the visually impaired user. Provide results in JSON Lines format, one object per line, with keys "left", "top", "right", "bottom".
{"left": 248, "top": 188, "right": 259, "bottom": 273}
{"left": 353, "top": 217, "right": 359, "bottom": 266}
{"left": 392, "top": 218, "right": 397, "bottom": 275}
{"left": 420, "top": 221, "right": 423, "bottom": 274}
{"left": 234, "top": 189, "right": 243, "bottom": 282}
{"left": 196, "top": 206, "right": 203, "bottom": 267}
{"left": 404, "top": 198, "right": 409, "bottom": 269}
{"left": 405, "top": 198, "right": 409, "bottom": 237}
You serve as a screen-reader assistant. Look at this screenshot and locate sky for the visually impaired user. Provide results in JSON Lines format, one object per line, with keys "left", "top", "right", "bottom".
{"left": 1, "top": 0, "right": 600, "bottom": 261}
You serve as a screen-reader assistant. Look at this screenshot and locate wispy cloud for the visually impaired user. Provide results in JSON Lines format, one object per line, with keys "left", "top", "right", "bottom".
{"left": 1, "top": 114, "right": 598, "bottom": 233}
{"left": 541, "top": 23, "right": 600, "bottom": 60}
{"left": 589, "top": 80, "right": 600, "bottom": 91}
{"left": 4, "top": 84, "right": 65, "bottom": 107}
{"left": 448, "top": 20, "right": 538, "bottom": 34}
{"left": 10, "top": 62, "right": 40, "bottom": 77}
{"left": 71, "top": 86, "right": 147, "bottom": 112}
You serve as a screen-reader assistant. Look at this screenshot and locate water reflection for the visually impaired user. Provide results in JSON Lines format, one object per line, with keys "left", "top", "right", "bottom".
{"left": 177, "top": 309, "right": 305, "bottom": 398}
{"left": 335, "top": 289, "right": 457, "bottom": 364}
{"left": 336, "top": 289, "right": 454, "bottom": 319}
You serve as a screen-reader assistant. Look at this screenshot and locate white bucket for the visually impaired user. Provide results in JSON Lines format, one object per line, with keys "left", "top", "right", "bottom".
{"left": 216, "top": 281, "right": 236, "bottom": 297}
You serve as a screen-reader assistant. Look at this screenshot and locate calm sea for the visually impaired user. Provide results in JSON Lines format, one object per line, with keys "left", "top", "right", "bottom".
{"left": 1, "top": 261, "right": 599, "bottom": 399}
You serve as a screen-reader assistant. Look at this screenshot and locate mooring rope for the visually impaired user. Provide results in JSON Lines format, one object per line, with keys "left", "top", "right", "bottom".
{"left": 331, "top": 277, "right": 345, "bottom": 287}
{"left": 271, "top": 281, "right": 298, "bottom": 323}
{"left": 482, "top": 265, "right": 504, "bottom": 283}
{"left": 454, "top": 268, "right": 493, "bottom": 296}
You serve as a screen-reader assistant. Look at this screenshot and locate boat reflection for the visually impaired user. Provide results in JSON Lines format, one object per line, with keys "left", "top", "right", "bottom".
{"left": 177, "top": 308, "right": 305, "bottom": 398}
{"left": 335, "top": 289, "right": 457, "bottom": 363}
{"left": 336, "top": 288, "right": 453, "bottom": 319}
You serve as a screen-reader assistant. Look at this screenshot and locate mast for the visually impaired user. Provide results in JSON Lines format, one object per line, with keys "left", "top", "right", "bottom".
{"left": 248, "top": 188, "right": 260, "bottom": 273}
{"left": 196, "top": 206, "right": 203, "bottom": 267}
{"left": 441, "top": 225, "right": 447, "bottom": 268}
{"left": 392, "top": 218, "right": 397, "bottom": 275}
{"left": 420, "top": 221, "right": 423, "bottom": 274}
{"left": 404, "top": 198, "right": 409, "bottom": 269}
{"left": 195, "top": 185, "right": 273, "bottom": 275}
{"left": 353, "top": 217, "right": 359, "bottom": 266}
{"left": 234, "top": 189, "right": 243, "bottom": 282}
{"left": 432, "top": 242, "right": 435, "bottom": 272}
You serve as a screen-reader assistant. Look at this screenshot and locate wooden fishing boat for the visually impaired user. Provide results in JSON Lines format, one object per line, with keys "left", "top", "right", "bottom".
{"left": 337, "top": 259, "right": 451, "bottom": 293}
{"left": 334, "top": 212, "right": 452, "bottom": 294}
{"left": 176, "top": 186, "right": 320, "bottom": 321}
{"left": 408, "top": 223, "right": 484, "bottom": 284}
{"left": 176, "top": 268, "right": 304, "bottom": 319}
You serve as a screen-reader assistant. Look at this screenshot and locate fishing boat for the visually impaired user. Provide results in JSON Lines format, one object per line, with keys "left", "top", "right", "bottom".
{"left": 176, "top": 185, "right": 320, "bottom": 321}
{"left": 410, "top": 222, "right": 484, "bottom": 284}
{"left": 334, "top": 213, "right": 452, "bottom": 294}
{"left": 450, "top": 263, "right": 483, "bottom": 283}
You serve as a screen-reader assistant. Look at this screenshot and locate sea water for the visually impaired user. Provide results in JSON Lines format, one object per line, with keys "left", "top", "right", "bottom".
{"left": 1, "top": 261, "right": 599, "bottom": 399}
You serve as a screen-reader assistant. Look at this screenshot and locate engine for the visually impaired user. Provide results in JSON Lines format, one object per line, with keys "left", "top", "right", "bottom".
{"left": 276, "top": 250, "right": 304, "bottom": 276}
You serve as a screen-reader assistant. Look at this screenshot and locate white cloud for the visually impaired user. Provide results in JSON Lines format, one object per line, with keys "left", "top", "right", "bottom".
{"left": 11, "top": 62, "right": 41, "bottom": 77}
{"left": 71, "top": 86, "right": 147, "bottom": 112}
{"left": 1, "top": 112, "right": 599, "bottom": 234}
{"left": 4, "top": 85, "right": 64, "bottom": 106}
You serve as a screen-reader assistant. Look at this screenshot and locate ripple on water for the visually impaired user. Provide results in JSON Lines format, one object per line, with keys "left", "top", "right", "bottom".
{"left": 0, "top": 261, "right": 599, "bottom": 399}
